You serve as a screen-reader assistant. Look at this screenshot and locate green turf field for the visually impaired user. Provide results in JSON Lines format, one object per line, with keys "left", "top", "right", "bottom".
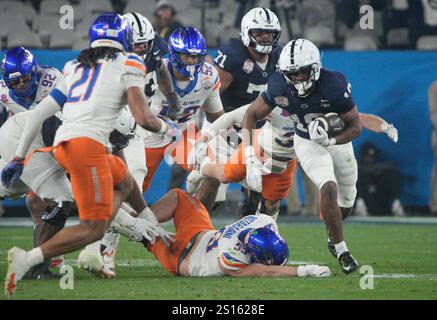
{"left": 0, "top": 223, "right": 436, "bottom": 300}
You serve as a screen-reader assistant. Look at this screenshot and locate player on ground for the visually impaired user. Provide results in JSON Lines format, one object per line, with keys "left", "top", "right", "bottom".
{"left": 242, "top": 39, "right": 360, "bottom": 274}
{"left": 120, "top": 188, "right": 331, "bottom": 278}
{"left": 2, "top": 13, "right": 178, "bottom": 298}
{"left": 129, "top": 26, "right": 224, "bottom": 193}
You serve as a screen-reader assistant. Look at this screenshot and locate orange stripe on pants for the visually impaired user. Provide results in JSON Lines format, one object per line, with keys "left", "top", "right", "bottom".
{"left": 54, "top": 137, "right": 127, "bottom": 221}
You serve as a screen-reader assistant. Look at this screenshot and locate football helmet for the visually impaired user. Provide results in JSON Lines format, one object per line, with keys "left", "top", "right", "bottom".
{"left": 168, "top": 27, "right": 207, "bottom": 80}
{"left": 240, "top": 7, "right": 281, "bottom": 55}
{"left": 110, "top": 107, "right": 137, "bottom": 152}
{"left": 278, "top": 38, "right": 321, "bottom": 97}
{"left": 1, "top": 47, "right": 39, "bottom": 99}
{"left": 123, "top": 12, "right": 155, "bottom": 58}
{"left": 239, "top": 225, "right": 289, "bottom": 266}
{"left": 89, "top": 13, "right": 133, "bottom": 52}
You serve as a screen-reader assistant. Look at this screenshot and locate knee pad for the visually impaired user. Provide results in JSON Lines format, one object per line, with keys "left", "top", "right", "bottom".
{"left": 40, "top": 201, "right": 73, "bottom": 228}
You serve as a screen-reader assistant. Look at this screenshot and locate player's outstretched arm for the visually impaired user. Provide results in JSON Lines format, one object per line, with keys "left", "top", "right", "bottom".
{"left": 242, "top": 95, "right": 273, "bottom": 146}
{"left": 219, "top": 262, "right": 331, "bottom": 278}
{"left": 359, "top": 113, "right": 398, "bottom": 143}
{"left": 157, "top": 63, "right": 183, "bottom": 120}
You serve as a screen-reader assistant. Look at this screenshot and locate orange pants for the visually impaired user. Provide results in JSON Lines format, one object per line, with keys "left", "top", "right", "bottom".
{"left": 54, "top": 137, "right": 127, "bottom": 221}
{"left": 142, "top": 126, "right": 199, "bottom": 192}
{"left": 148, "top": 189, "right": 214, "bottom": 275}
{"left": 223, "top": 142, "right": 297, "bottom": 202}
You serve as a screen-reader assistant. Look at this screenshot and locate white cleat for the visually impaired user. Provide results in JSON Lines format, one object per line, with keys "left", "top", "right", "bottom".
{"left": 4, "top": 247, "right": 32, "bottom": 299}
{"left": 77, "top": 242, "right": 115, "bottom": 279}
{"left": 50, "top": 255, "right": 65, "bottom": 269}
{"left": 101, "top": 234, "right": 120, "bottom": 271}
{"left": 186, "top": 170, "right": 205, "bottom": 194}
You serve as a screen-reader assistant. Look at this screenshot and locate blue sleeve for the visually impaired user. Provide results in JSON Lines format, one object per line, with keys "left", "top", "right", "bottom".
{"left": 49, "top": 88, "right": 66, "bottom": 108}
{"left": 214, "top": 43, "right": 237, "bottom": 72}
{"left": 261, "top": 72, "right": 286, "bottom": 108}
{"left": 330, "top": 73, "right": 355, "bottom": 114}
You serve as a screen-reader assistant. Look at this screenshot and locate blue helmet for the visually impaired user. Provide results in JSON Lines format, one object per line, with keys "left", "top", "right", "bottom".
{"left": 240, "top": 226, "right": 289, "bottom": 266}
{"left": 89, "top": 13, "right": 133, "bottom": 52}
{"left": 1, "top": 47, "right": 39, "bottom": 98}
{"left": 168, "top": 27, "right": 207, "bottom": 79}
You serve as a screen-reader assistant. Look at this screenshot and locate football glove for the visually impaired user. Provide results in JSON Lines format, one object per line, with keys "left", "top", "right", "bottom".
{"left": 381, "top": 122, "right": 398, "bottom": 143}
{"left": 309, "top": 120, "right": 331, "bottom": 147}
{"left": 297, "top": 265, "right": 331, "bottom": 277}
{"left": 244, "top": 145, "right": 270, "bottom": 193}
{"left": 1, "top": 156, "right": 24, "bottom": 188}
{"left": 187, "top": 139, "right": 208, "bottom": 170}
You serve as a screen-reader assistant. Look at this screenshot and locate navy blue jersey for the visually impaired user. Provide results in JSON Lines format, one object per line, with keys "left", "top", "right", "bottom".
{"left": 262, "top": 68, "right": 355, "bottom": 139}
{"left": 144, "top": 34, "right": 168, "bottom": 98}
{"left": 214, "top": 38, "right": 283, "bottom": 112}
{"left": 41, "top": 116, "right": 62, "bottom": 147}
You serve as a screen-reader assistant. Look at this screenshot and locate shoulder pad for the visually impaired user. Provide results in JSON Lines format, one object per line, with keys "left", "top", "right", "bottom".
{"left": 319, "top": 69, "right": 349, "bottom": 100}
{"left": 123, "top": 53, "right": 147, "bottom": 76}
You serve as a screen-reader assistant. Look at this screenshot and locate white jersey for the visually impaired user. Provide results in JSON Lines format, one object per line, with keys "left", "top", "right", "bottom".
{"left": 188, "top": 214, "right": 278, "bottom": 277}
{"left": 0, "top": 67, "right": 62, "bottom": 114}
{"left": 259, "top": 106, "right": 296, "bottom": 160}
{"left": 53, "top": 53, "right": 147, "bottom": 148}
{"left": 137, "top": 59, "right": 223, "bottom": 148}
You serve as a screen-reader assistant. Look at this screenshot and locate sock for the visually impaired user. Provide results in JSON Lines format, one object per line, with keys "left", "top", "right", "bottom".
{"left": 334, "top": 241, "right": 349, "bottom": 258}
{"left": 25, "top": 247, "right": 44, "bottom": 267}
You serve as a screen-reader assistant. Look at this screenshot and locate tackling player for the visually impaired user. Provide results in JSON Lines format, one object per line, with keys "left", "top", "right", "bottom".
{"left": 2, "top": 13, "right": 178, "bottom": 298}
{"left": 120, "top": 188, "right": 331, "bottom": 278}
{"left": 242, "top": 39, "right": 360, "bottom": 274}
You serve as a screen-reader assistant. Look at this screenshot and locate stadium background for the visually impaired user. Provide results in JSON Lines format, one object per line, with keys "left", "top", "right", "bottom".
{"left": 0, "top": 0, "right": 436, "bottom": 215}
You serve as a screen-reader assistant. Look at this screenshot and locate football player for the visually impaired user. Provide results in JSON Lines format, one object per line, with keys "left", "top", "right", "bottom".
{"left": 118, "top": 188, "right": 331, "bottom": 278}
{"left": 0, "top": 47, "right": 66, "bottom": 275}
{"left": 242, "top": 39, "right": 360, "bottom": 274}
{"left": 2, "top": 13, "right": 177, "bottom": 298}
{"left": 187, "top": 104, "right": 297, "bottom": 221}
{"left": 127, "top": 26, "right": 224, "bottom": 194}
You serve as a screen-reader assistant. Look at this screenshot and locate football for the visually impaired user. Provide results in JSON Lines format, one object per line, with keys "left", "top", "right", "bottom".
{"left": 315, "top": 112, "right": 345, "bottom": 137}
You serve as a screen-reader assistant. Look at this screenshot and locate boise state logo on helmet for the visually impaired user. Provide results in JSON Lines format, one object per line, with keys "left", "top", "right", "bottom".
{"left": 169, "top": 27, "right": 207, "bottom": 80}
{"left": 1, "top": 47, "right": 40, "bottom": 98}
{"left": 89, "top": 13, "right": 133, "bottom": 52}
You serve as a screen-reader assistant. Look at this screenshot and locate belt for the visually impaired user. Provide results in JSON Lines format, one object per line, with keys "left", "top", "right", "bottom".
{"left": 177, "top": 232, "right": 201, "bottom": 275}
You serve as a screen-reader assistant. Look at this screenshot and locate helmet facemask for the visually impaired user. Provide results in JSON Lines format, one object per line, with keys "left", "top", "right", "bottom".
{"left": 171, "top": 51, "right": 205, "bottom": 80}
{"left": 133, "top": 38, "right": 154, "bottom": 60}
{"left": 282, "top": 63, "right": 319, "bottom": 97}
{"left": 248, "top": 29, "right": 281, "bottom": 55}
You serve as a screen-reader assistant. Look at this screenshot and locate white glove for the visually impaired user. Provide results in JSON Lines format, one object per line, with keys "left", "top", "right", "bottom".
{"left": 187, "top": 139, "right": 208, "bottom": 170}
{"left": 308, "top": 120, "right": 332, "bottom": 147}
{"left": 381, "top": 122, "right": 398, "bottom": 143}
{"left": 297, "top": 265, "right": 331, "bottom": 277}
{"left": 245, "top": 145, "right": 270, "bottom": 193}
{"left": 138, "top": 207, "right": 175, "bottom": 248}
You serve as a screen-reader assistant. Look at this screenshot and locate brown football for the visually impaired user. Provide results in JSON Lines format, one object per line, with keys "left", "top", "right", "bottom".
{"left": 315, "top": 112, "right": 345, "bottom": 137}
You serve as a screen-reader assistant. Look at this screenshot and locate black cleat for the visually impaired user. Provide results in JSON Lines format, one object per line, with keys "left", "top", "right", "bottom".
{"left": 338, "top": 251, "right": 359, "bottom": 274}
{"left": 22, "top": 264, "right": 61, "bottom": 280}
{"left": 327, "top": 239, "right": 337, "bottom": 258}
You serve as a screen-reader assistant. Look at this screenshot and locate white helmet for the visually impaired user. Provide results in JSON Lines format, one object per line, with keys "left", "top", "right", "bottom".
{"left": 278, "top": 38, "right": 321, "bottom": 97}
{"left": 115, "top": 107, "right": 136, "bottom": 136}
{"left": 240, "top": 7, "right": 281, "bottom": 55}
{"left": 123, "top": 12, "right": 155, "bottom": 57}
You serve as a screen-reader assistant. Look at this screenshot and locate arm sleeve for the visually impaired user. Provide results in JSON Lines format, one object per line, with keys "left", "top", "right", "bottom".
{"left": 15, "top": 95, "right": 62, "bottom": 158}
{"left": 202, "top": 82, "right": 224, "bottom": 114}
{"left": 206, "top": 104, "right": 250, "bottom": 137}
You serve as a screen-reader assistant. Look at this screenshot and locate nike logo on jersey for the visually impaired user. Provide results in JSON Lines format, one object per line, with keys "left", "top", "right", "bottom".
{"left": 194, "top": 88, "right": 202, "bottom": 93}
{"left": 153, "top": 50, "right": 160, "bottom": 56}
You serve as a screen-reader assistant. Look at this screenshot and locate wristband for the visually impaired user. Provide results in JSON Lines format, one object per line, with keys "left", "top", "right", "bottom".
{"left": 329, "top": 138, "right": 337, "bottom": 146}
{"left": 158, "top": 118, "right": 167, "bottom": 134}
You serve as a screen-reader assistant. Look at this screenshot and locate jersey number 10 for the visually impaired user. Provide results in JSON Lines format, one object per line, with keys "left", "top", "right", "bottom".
{"left": 67, "top": 63, "right": 102, "bottom": 103}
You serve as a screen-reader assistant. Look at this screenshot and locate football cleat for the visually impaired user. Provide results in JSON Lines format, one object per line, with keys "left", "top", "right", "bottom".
{"left": 100, "top": 234, "right": 120, "bottom": 272}
{"left": 327, "top": 239, "right": 337, "bottom": 258}
{"left": 50, "top": 255, "right": 64, "bottom": 269}
{"left": 22, "top": 263, "right": 61, "bottom": 280}
{"left": 338, "top": 251, "right": 359, "bottom": 274}
{"left": 4, "top": 247, "right": 32, "bottom": 299}
{"left": 77, "top": 243, "right": 115, "bottom": 279}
